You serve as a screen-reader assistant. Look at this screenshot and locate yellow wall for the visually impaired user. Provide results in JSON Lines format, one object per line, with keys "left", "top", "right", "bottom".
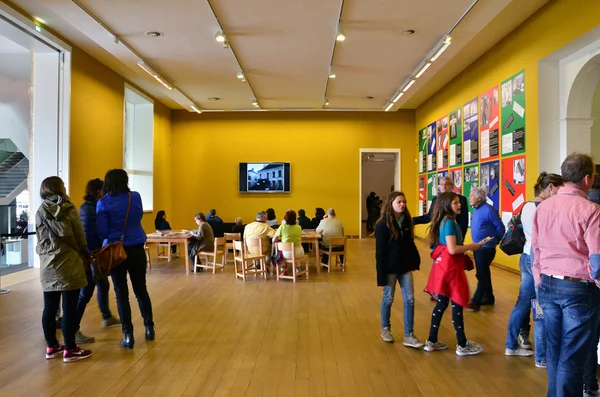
{"left": 414, "top": 0, "right": 600, "bottom": 270}
{"left": 169, "top": 112, "right": 415, "bottom": 235}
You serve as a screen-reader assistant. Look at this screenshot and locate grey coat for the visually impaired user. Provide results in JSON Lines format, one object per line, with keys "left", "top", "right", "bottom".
{"left": 35, "top": 195, "right": 88, "bottom": 292}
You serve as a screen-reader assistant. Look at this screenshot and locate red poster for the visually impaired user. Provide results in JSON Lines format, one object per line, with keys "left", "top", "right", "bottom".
{"left": 449, "top": 167, "right": 463, "bottom": 196}
{"left": 479, "top": 86, "right": 500, "bottom": 161}
{"left": 418, "top": 175, "right": 427, "bottom": 216}
{"left": 500, "top": 155, "right": 526, "bottom": 227}
{"left": 437, "top": 115, "right": 449, "bottom": 170}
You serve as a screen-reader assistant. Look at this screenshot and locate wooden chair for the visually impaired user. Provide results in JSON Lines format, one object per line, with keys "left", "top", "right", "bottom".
{"left": 276, "top": 242, "right": 309, "bottom": 283}
{"left": 144, "top": 244, "right": 151, "bottom": 269}
{"left": 320, "top": 237, "right": 347, "bottom": 272}
{"left": 224, "top": 232, "right": 241, "bottom": 264}
{"left": 195, "top": 237, "right": 226, "bottom": 274}
{"left": 156, "top": 241, "right": 179, "bottom": 260}
{"left": 234, "top": 239, "right": 267, "bottom": 280}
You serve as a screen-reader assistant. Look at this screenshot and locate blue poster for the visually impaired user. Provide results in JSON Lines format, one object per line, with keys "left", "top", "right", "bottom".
{"left": 480, "top": 160, "right": 500, "bottom": 210}
{"left": 463, "top": 98, "right": 479, "bottom": 165}
{"left": 427, "top": 122, "right": 437, "bottom": 172}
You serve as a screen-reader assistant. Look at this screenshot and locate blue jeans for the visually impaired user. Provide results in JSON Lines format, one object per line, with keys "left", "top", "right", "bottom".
{"left": 380, "top": 272, "right": 415, "bottom": 336}
{"left": 538, "top": 274, "right": 600, "bottom": 397}
{"left": 583, "top": 320, "right": 600, "bottom": 392}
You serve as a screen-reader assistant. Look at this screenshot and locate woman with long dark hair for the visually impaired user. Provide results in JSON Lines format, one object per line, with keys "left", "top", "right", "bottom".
{"left": 97, "top": 169, "right": 154, "bottom": 349}
{"left": 154, "top": 210, "right": 177, "bottom": 254}
{"left": 376, "top": 192, "right": 423, "bottom": 348}
{"left": 424, "top": 192, "right": 484, "bottom": 356}
{"left": 36, "top": 176, "right": 92, "bottom": 362}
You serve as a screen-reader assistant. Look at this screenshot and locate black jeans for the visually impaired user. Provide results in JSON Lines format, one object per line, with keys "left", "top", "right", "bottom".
{"left": 42, "top": 289, "right": 80, "bottom": 349}
{"left": 472, "top": 247, "right": 496, "bottom": 304}
{"left": 75, "top": 270, "right": 113, "bottom": 330}
{"left": 321, "top": 245, "right": 345, "bottom": 266}
{"left": 110, "top": 244, "right": 154, "bottom": 334}
{"left": 428, "top": 295, "right": 467, "bottom": 347}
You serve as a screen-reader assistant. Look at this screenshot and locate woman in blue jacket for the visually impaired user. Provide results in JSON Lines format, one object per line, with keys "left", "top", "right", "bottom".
{"left": 97, "top": 169, "right": 154, "bottom": 349}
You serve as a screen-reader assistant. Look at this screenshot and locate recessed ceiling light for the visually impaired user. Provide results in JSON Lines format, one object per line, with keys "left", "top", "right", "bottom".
{"left": 215, "top": 30, "right": 226, "bottom": 42}
{"left": 34, "top": 17, "right": 45, "bottom": 24}
{"left": 146, "top": 31, "right": 164, "bottom": 38}
{"left": 207, "top": 97, "right": 222, "bottom": 102}
{"left": 364, "top": 96, "right": 374, "bottom": 100}
{"left": 401, "top": 29, "right": 416, "bottom": 36}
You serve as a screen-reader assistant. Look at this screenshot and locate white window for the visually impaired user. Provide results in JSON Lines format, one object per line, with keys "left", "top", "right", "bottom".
{"left": 123, "top": 85, "right": 154, "bottom": 211}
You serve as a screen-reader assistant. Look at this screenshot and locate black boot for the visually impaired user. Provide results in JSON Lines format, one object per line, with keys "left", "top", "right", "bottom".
{"left": 145, "top": 326, "right": 155, "bottom": 341}
{"left": 120, "top": 333, "right": 134, "bottom": 349}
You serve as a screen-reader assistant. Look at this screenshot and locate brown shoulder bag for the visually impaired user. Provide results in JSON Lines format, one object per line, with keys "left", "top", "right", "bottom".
{"left": 90, "top": 193, "right": 131, "bottom": 276}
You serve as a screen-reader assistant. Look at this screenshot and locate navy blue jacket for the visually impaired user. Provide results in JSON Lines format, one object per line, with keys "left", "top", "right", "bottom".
{"left": 79, "top": 200, "right": 102, "bottom": 252}
{"left": 97, "top": 191, "right": 146, "bottom": 247}
{"left": 155, "top": 219, "right": 171, "bottom": 231}
{"left": 471, "top": 201, "right": 505, "bottom": 249}
{"left": 413, "top": 194, "right": 469, "bottom": 239}
{"left": 588, "top": 190, "right": 600, "bottom": 205}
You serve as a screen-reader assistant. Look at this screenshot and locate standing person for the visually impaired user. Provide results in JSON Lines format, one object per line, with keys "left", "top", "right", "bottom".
{"left": 97, "top": 169, "right": 154, "bottom": 349}
{"left": 533, "top": 153, "right": 600, "bottom": 397}
{"left": 36, "top": 176, "right": 92, "bottom": 362}
{"left": 366, "top": 191, "right": 376, "bottom": 232}
{"left": 75, "top": 178, "right": 120, "bottom": 345}
{"left": 424, "top": 192, "right": 485, "bottom": 356}
{"left": 376, "top": 192, "right": 423, "bottom": 348}
{"left": 504, "top": 172, "right": 563, "bottom": 365}
{"left": 588, "top": 175, "right": 600, "bottom": 205}
{"left": 468, "top": 186, "right": 506, "bottom": 311}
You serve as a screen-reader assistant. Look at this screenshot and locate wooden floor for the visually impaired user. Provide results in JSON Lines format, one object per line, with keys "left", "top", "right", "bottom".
{"left": 0, "top": 238, "right": 547, "bottom": 396}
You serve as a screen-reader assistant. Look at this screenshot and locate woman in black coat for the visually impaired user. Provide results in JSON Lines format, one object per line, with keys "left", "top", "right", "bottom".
{"left": 376, "top": 191, "right": 422, "bottom": 348}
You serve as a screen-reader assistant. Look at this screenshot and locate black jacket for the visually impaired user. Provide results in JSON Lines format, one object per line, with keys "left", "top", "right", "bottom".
{"left": 413, "top": 194, "right": 469, "bottom": 239}
{"left": 298, "top": 216, "right": 312, "bottom": 230}
{"left": 375, "top": 217, "right": 421, "bottom": 286}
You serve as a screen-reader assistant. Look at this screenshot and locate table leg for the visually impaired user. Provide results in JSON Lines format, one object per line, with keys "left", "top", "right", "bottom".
{"left": 315, "top": 239, "right": 320, "bottom": 275}
{"left": 168, "top": 243, "right": 172, "bottom": 262}
{"left": 184, "top": 240, "right": 190, "bottom": 275}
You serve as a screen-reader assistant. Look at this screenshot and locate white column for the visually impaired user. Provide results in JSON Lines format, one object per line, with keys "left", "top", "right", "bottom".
{"left": 559, "top": 117, "right": 595, "bottom": 158}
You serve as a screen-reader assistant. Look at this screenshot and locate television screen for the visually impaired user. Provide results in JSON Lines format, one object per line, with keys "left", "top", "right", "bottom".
{"left": 239, "top": 162, "right": 291, "bottom": 193}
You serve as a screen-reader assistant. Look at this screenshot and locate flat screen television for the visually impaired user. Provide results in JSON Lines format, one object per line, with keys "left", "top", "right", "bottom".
{"left": 239, "top": 162, "right": 291, "bottom": 193}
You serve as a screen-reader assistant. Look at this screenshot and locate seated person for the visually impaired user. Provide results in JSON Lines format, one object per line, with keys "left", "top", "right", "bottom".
{"left": 185, "top": 212, "right": 214, "bottom": 271}
{"left": 243, "top": 211, "right": 277, "bottom": 264}
{"left": 316, "top": 208, "right": 345, "bottom": 265}
{"left": 232, "top": 217, "right": 244, "bottom": 235}
{"left": 266, "top": 208, "right": 279, "bottom": 227}
{"left": 297, "top": 209, "right": 312, "bottom": 230}
{"left": 311, "top": 207, "right": 326, "bottom": 229}
{"left": 206, "top": 209, "right": 223, "bottom": 226}
{"left": 273, "top": 210, "right": 304, "bottom": 260}
{"left": 155, "top": 210, "right": 177, "bottom": 254}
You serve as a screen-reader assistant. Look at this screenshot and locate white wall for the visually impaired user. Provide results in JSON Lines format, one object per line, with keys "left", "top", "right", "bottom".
{"left": 361, "top": 161, "right": 395, "bottom": 220}
{"left": 0, "top": 53, "right": 31, "bottom": 157}
{"left": 591, "top": 84, "right": 600, "bottom": 162}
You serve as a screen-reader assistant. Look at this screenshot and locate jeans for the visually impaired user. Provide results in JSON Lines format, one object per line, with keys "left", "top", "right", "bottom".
{"left": 75, "top": 270, "right": 113, "bottom": 330}
{"left": 472, "top": 247, "right": 496, "bottom": 304}
{"left": 538, "top": 274, "right": 600, "bottom": 397}
{"left": 110, "top": 244, "right": 154, "bottom": 334}
{"left": 583, "top": 320, "right": 600, "bottom": 392}
{"left": 380, "top": 272, "right": 415, "bottom": 336}
{"left": 505, "top": 254, "right": 536, "bottom": 349}
{"left": 42, "top": 289, "right": 80, "bottom": 349}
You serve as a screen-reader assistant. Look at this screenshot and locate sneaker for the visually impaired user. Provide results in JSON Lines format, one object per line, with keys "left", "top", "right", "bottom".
{"left": 535, "top": 361, "right": 547, "bottom": 368}
{"left": 467, "top": 301, "right": 481, "bottom": 312}
{"left": 518, "top": 335, "right": 533, "bottom": 350}
{"left": 424, "top": 340, "right": 448, "bottom": 352}
{"left": 403, "top": 333, "right": 425, "bottom": 349}
{"left": 45, "top": 344, "right": 65, "bottom": 359}
{"left": 75, "top": 330, "right": 95, "bottom": 344}
{"left": 505, "top": 347, "right": 534, "bottom": 356}
{"left": 63, "top": 347, "right": 92, "bottom": 363}
{"left": 456, "top": 340, "right": 484, "bottom": 356}
{"left": 584, "top": 387, "right": 599, "bottom": 397}
{"left": 381, "top": 327, "right": 394, "bottom": 343}
{"left": 102, "top": 316, "right": 120, "bottom": 328}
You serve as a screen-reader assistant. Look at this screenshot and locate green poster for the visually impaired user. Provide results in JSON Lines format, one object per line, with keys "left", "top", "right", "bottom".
{"left": 418, "top": 127, "right": 427, "bottom": 174}
{"left": 463, "top": 164, "right": 479, "bottom": 227}
{"left": 427, "top": 172, "right": 438, "bottom": 213}
{"left": 449, "top": 108, "right": 462, "bottom": 167}
{"left": 501, "top": 71, "right": 525, "bottom": 156}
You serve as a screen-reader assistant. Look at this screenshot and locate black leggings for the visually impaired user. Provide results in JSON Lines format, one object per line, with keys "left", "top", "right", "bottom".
{"left": 42, "top": 289, "right": 80, "bottom": 349}
{"left": 428, "top": 295, "right": 467, "bottom": 348}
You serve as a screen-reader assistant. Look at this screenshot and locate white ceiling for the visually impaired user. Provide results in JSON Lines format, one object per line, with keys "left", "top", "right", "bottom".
{"left": 0, "top": 34, "right": 28, "bottom": 53}
{"left": 6, "top": 0, "right": 549, "bottom": 111}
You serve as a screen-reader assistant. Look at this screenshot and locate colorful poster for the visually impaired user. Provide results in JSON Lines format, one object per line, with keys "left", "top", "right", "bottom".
{"left": 437, "top": 115, "right": 449, "bottom": 170}
{"left": 418, "top": 175, "right": 427, "bottom": 216}
{"left": 464, "top": 164, "right": 479, "bottom": 227}
{"left": 449, "top": 108, "right": 462, "bottom": 167}
{"left": 463, "top": 98, "right": 479, "bottom": 165}
{"left": 449, "top": 167, "right": 463, "bottom": 196}
{"left": 426, "top": 122, "right": 437, "bottom": 172}
{"left": 501, "top": 155, "right": 526, "bottom": 226}
{"left": 480, "top": 160, "right": 500, "bottom": 210}
{"left": 427, "top": 172, "right": 438, "bottom": 212}
{"left": 501, "top": 71, "right": 526, "bottom": 156}
{"left": 418, "top": 127, "right": 427, "bottom": 174}
{"left": 479, "top": 86, "right": 500, "bottom": 161}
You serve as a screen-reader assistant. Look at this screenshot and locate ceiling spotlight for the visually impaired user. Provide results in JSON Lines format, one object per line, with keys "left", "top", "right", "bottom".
{"left": 431, "top": 35, "right": 452, "bottom": 61}
{"left": 34, "top": 17, "right": 45, "bottom": 24}
{"left": 222, "top": 41, "right": 230, "bottom": 49}
{"left": 384, "top": 102, "right": 394, "bottom": 112}
{"left": 336, "top": 27, "right": 346, "bottom": 42}
{"left": 215, "top": 30, "right": 226, "bottom": 42}
{"left": 324, "top": 98, "right": 330, "bottom": 106}
{"left": 252, "top": 99, "right": 259, "bottom": 107}
{"left": 328, "top": 66, "right": 336, "bottom": 79}
{"left": 145, "top": 31, "right": 164, "bottom": 38}
{"left": 237, "top": 72, "right": 245, "bottom": 80}
{"left": 190, "top": 105, "right": 202, "bottom": 114}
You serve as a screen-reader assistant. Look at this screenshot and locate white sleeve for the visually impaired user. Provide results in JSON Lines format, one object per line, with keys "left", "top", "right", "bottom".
{"left": 521, "top": 202, "right": 537, "bottom": 248}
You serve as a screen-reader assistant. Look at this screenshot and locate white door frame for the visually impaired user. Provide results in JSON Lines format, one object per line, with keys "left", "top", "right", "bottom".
{"left": 359, "top": 148, "right": 401, "bottom": 238}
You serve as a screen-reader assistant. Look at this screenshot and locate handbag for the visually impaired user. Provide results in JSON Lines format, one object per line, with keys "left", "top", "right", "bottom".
{"left": 90, "top": 193, "right": 131, "bottom": 277}
{"left": 499, "top": 202, "right": 539, "bottom": 256}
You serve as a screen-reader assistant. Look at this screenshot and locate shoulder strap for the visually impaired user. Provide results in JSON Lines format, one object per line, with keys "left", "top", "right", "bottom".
{"left": 120, "top": 193, "right": 131, "bottom": 241}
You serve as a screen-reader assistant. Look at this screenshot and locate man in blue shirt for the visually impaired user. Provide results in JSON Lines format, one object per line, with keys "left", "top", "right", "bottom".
{"left": 468, "top": 186, "right": 506, "bottom": 311}
{"left": 206, "top": 209, "right": 223, "bottom": 226}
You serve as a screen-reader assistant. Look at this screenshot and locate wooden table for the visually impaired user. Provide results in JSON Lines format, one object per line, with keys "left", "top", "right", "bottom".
{"left": 146, "top": 233, "right": 192, "bottom": 275}
{"left": 301, "top": 233, "right": 322, "bottom": 275}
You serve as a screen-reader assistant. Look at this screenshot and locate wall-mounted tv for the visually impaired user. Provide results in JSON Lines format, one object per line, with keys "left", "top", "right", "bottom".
{"left": 239, "top": 162, "right": 291, "bottom": 193}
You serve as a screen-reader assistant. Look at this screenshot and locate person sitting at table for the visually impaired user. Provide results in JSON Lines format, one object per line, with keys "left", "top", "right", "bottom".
{"left": 266, "top": 208, "right": 279, "bottom": 227}
{"left": 297, "top": 209, "right": 312, "bottom": 230}
{"left": 154, "top": 210, "right": 177, "bottom": 254}
{"left": 244, "top": 211, "right": 276, "bottom": 266}
{"left": 186, "top": 213, "right": 214, "bottom": 272}
{"left": 272, "top": 210, "right": 304, "bottom": 274}
{"left": 205, "top": 209, "right": 223, "bottom": 226}
{"left": 232, "top": 217, "right": 244, "bottom": 235}
{"left": 316, "top": 208, "right": 345, "bottom": 266}
{"left": 311, "top": 207, "right": 326, "bottom": 229}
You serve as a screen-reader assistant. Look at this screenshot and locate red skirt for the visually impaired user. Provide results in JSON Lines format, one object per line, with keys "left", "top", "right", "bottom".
{"left": 424, "top": 245, "right": 472, "bottom": 308}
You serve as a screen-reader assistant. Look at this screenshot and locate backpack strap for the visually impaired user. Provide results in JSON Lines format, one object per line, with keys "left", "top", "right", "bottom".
{"left": 120, "top": 193, "right": 131, "bottom": 242}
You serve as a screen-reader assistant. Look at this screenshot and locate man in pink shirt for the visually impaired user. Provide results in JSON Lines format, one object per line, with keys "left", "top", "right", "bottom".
{"left": 532, "top": 153, "right": 600, "bottom": 397}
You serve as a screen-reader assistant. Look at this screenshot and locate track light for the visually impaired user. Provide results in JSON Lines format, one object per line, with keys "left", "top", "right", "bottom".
{"left": 252, "top": 99, "right": 259, "bottom": 108}
{"left": 324, "top": 98, "right": 330, "bottom": 106}
{"left": 336, "top": 26, "right": 346, "bottom": 42}
{"left": 392, "top": 92, "right": 404, "bottom": 103}
{"left": 190, "top": 105, "right": 202, "bottom": 114}
{"left": 415, "top": 62, "right": 431, "bottom": 78}
{"left": 384, "top": 102, "right": 394, "bottom": 112}
{"left": 215, "top": 30, "right": 226, "bottom": 42}
{"left": 237, "top": 72, "right": 245, "bottom": 80}
{"left": 328, "top": 66, "right": 336, "bottom": 79}
{"left": 222, "top": 41, "right": 229, "bottom": 49}
{"left": 402, "top": 79, "right": 416, "bottom": 92}
{"left": 137, "top": 60, "right": 173, "bottom": 90}
{"left": 431, "top": 36, "right": 451, "bottom": 62}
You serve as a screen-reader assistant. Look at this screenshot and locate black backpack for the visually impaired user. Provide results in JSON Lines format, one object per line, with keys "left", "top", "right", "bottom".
{"left": 499, "top": 201, "right": 539, "bottom": 256}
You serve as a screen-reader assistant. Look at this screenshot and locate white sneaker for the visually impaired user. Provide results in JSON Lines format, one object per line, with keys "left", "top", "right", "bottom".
{"left": 381, "top": 327, "right": 394, "bottom": 343}
{"left": 505, "top": 347, "right": 533, "bottom": 356}
{"left": 403, "top": 333, "right": 425, "bottom": 349}
{"left": 518, "top": 335, "right": 533, "bottom": 350}
{"left": 424, "top": 340, "right": 448, "bottom": 352}
{"left": 456, "top": 340, "right": 484, "bottom": 356}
